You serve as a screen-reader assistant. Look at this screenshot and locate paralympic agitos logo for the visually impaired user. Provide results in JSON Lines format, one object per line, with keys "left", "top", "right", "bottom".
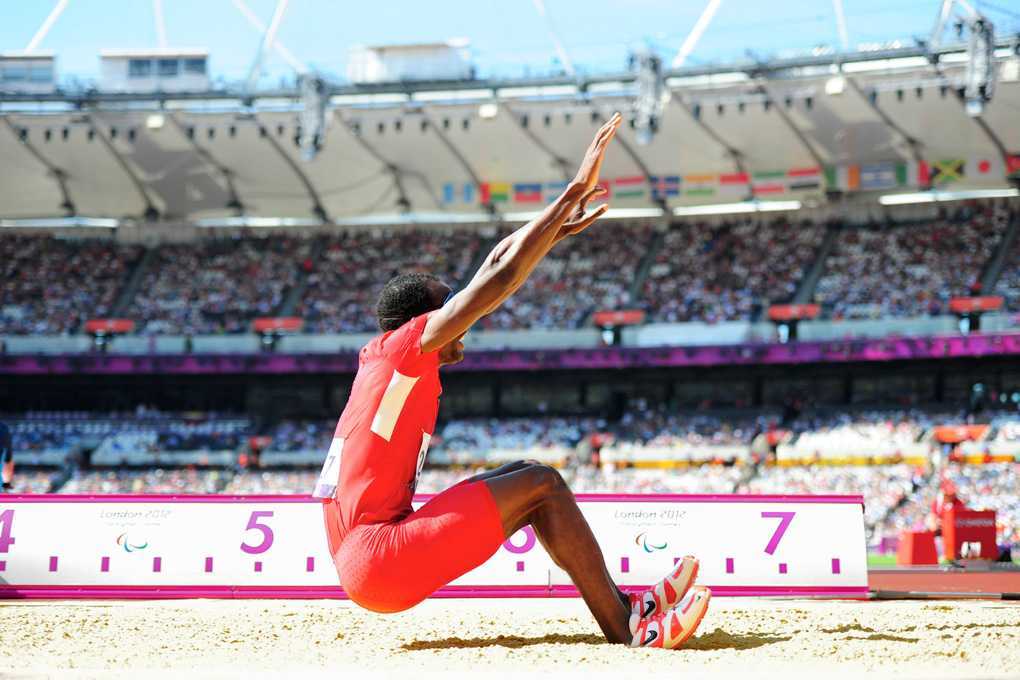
{"left": 116, "top": 532, "right": 149, "bottom": 553}
{"left": 635, "top": 531, "right": 668, "bottom": 553}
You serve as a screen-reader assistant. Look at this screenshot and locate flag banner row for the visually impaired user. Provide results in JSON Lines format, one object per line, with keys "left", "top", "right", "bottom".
{"left": 440, "top": 155, "right": 1020, "bottom": 205}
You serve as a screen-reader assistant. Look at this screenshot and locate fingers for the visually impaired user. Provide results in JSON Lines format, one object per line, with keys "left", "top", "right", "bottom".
{"left": 579, "top": 184, "right": 608, "bottom": 208}
{"left": 563, "top": 203, "right": 609, "bottom": 234}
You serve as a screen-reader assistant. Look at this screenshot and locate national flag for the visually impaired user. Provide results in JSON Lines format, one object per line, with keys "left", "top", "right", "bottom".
{"left": 513, "top": 182, "right": 542, "bottom": 203}
{"left": 895, "top": 160, "right": 928, "bottom": 187}
{"left": 1007, "top": 154, "right": 1020, "bottom": 176}
{"left": 718, "top": 172, "right": 748, "bottom": 195}
{"left": 442, "top": 182, "right": 475, "bottom": 204}
{"left": 751, "top": 170, "right": 787, "bottom": 195}
{"left": 683, "top": 173, "right": 716, "bottom": 197}
{"left": 480, "top": 182, "right": 510, "bottom": 203}
{"left": 719, "top": 172, "right": 749, "bottom": 185}
{"left": 613, "top": 175, "right": 646, "bottom": 199}
{"left": 787, "top": 166, "right": 822, "bottom": 191}
{"left": 649, "top": 175, "right": 680, "bottom": 199}
{"left": 858, "top": 162, "right": 898, "bottom": 191}
{"left": 965, "top": 156, "right": 1001, "bottom": 180}
{"left": 825, "top": 164, "right": 860, "bottom": 191}
{"left": 543, "top": 181, "right": 568, "bottom": 201}
{"left": 930, "top": 159, "right": 965, "bottom": 185}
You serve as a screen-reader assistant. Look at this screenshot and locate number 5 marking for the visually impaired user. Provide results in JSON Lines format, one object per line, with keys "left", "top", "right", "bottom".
{"left": 761, "top": 511, "right": 795, "bottom": 555}
{"left": 241, "top": 511, "right": 274, "bottom": 554}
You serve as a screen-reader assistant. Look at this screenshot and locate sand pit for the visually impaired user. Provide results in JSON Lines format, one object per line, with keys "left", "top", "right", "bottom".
{"left": 1, "top": 597, "right": 1018, "bottom": 679}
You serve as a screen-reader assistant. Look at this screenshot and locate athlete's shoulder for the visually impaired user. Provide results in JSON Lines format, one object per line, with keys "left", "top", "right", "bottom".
{"left": 362, "top": 313, "right": 437, "bottom": 371}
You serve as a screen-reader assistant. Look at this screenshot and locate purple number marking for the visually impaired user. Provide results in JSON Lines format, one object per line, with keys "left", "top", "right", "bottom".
{"left": 761, "top": 511, "right": 795, "bottom": 555}
{"left": 240, "top": 511, "right": 275, "bottom": 555}
{"left": 0, "top": 509, "right": 15, "bottom": 553}
{"left": 502, "top": 526, "right": 536, "bottom": 554}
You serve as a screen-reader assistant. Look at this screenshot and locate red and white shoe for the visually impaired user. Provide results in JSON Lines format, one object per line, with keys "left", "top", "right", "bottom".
{"left": 628, "top": 555, "right": 699, "bottom": 634}
{"left": 630, "top": 586, "right": 711, "bottom": 649}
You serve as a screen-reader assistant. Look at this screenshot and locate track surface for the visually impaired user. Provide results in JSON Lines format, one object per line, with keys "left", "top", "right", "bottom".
{"left": 1, "top": 598, "right": 1018, "bottom": 679}
{"left": 870, "top": 568, "right": 1020, "bottom": 595}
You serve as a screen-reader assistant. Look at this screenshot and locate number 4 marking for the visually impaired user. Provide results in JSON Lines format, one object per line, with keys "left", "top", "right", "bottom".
{"left": 0, "top": 509, "right": 14, "bottom": 553}
{"left": 761, "top": 511, "right": 795, "bottom": 555}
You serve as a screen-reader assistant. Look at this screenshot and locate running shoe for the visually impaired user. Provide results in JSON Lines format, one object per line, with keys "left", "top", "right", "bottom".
{"left": 628, "top": 555, "right": 699, "bottom": 633}
{"left": 630, "top": 586, "right": 711, "bottom": 649}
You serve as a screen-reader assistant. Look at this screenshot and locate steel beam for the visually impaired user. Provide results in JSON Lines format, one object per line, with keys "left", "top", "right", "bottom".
{"left": 250, "top": 115, "right": 329, "bottom": 222}
{"left": 85, "top": 115, "right": 161, "bottom": 219}
{"left": 668, "top": 95, "right": 753, "bottom": 200}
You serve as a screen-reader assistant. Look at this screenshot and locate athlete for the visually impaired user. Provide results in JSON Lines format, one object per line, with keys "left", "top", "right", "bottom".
{"left": 313, "top": 112, "right": 711, "bottom": 648}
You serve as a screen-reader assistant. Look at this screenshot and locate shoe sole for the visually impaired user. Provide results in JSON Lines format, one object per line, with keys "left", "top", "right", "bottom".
{"left": 668, "top": 588, "right": 711, "bottom": 649}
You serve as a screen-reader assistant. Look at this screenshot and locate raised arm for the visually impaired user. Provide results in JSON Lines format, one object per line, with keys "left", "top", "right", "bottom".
{"left": 421, "top": 112, "right": 622, "bottom": 353}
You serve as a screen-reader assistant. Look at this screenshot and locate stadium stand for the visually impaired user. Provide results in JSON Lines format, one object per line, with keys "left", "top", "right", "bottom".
{"left": 0, "top": 235, "right": 142, "bottom": 335}
{"left": 297, "top": 229, "right": 483, "bottom": 333}
{"left": 59, "top": 468, "right": 229, "bottom": 494}
{"left": 815, "top": 203, "right": 1013, "bottom": 319}
{"left": 997, "top": 223, "right": 1020, "bottom": 312}
{"left": 478, "top": 222, "right": 653, "bottom": 330}
{"left": 127, "top": 236, "right": 310, "bottom": 334}
{"left": 640, "top": 217, "right": 825, "bottom": 323}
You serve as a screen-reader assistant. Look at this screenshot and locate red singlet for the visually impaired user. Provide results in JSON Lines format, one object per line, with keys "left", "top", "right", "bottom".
{"left": 313, "top": 312, "right": 505, "bottom": 612}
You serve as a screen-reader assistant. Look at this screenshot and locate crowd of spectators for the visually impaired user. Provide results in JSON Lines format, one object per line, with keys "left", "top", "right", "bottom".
{"left": 6, "top": 469, "right": 55, "bottom": 493}
{"left": 435, "top": 417, "right": 601, "bottom": 464}
{"left": 264, "top": 420, "right": 333, "bottom": 452}
{"left": 641, "top": 218, "right": 825, "bottom": 323}
{"left": 739, "top": 463, "right": 923, "bottom": 541}
{"left": 221, "top": 469, "right": 317, "bottom": 494}
{"left": 0, "top": 235, "right": 142, "bottom": 335}
{"left": 297, "top": 228, "right": 482, "bottom": 333}
{"left": 816, "top": 203, "right": 1012, "bottom": 319}
{"left": 4, "top": 201, "right": 1014, "bottom": 336}
{"left": 58, "top": 468, "right": 227, "bottom": 494}
{"left": 997, "top": 222, "right": 1020, "bottom": 312}
{"left": 476, "top": 223, "right": 652, "bottom": 330}
{"left": 127, "top": 236, "right": 309, "bottom": 334}
{"left": 777, "top": 409, "right": 942, "bottom": 462}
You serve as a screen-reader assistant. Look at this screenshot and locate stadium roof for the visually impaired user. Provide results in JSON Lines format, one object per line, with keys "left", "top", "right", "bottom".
{"left": 0, "top": 38, "right": 1018, "bottom": 224}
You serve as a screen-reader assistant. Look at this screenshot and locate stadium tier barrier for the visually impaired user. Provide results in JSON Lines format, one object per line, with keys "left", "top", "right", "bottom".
{"left": 0, "top": 493, "right": 867, "bottom": 599}
{"left": 5, "top": 314, "right": 1020, "bottom": 356}
{"left": 4, "top": 331, "right": 1020, "bottom": 374}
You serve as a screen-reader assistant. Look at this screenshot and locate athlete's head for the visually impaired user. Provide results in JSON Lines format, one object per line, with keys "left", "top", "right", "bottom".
{"left": 376, "top": 272, "right": 464, "bottom": 365}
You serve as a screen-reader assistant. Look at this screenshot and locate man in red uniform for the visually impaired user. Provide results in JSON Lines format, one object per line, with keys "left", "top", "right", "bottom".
{"left": 314, "top": 113, "right": 710, "bottom": 648}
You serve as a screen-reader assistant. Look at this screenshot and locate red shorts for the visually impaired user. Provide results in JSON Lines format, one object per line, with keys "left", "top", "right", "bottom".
{"left": 322, "top": 481, "right": 506, "bottom": 613}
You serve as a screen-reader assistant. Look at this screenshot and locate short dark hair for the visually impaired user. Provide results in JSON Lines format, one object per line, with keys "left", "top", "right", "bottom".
{"left": 376, "top": 272, "right": 442, "bottom": 332}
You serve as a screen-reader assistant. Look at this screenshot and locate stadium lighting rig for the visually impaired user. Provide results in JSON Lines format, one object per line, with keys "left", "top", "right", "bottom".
{"left": 929, "top": 0, "right": 997, "bottom": 116}
{"left": 298, "top": 74, "right": 328, "bottom": 161}
{"left": 629, "top": 48, "right": 667, "bottom": 145}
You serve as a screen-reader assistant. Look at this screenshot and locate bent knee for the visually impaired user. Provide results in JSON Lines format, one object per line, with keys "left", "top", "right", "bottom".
{"left": 527, "top": 463, "right": 569, "bottom": 496}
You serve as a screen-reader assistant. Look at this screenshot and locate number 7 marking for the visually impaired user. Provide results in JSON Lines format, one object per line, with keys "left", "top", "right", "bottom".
{"left": 761, "top": 511, "right": 795, "bottom": 555}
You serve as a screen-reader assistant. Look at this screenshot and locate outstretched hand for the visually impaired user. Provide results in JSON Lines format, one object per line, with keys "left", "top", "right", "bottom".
{"left": 561, "top": 111, "right": 621, "bottom": 237}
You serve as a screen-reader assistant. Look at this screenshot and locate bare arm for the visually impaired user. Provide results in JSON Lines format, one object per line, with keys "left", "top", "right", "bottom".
{"left": 421, "top": 113, "right": 621, "bottom": 353}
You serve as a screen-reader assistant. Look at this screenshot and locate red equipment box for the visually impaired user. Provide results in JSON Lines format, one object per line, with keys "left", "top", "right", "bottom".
{"left": 941, "top": 508, "right": 998, "bottom": 560}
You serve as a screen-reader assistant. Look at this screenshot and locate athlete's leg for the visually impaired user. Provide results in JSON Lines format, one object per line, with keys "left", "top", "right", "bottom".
{"left": 473, "top": 461, "right": 631, "bottom": 610}
{"left": 484, "top": 464, "right": 631, "bottom": 644}
{"left": 448, "top": 459, "right": 539, "bottom": 487}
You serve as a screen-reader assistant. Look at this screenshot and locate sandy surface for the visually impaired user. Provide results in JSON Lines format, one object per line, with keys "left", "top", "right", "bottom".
{"left": 0, "top": 598, "right": 1018, "bottom": 680}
